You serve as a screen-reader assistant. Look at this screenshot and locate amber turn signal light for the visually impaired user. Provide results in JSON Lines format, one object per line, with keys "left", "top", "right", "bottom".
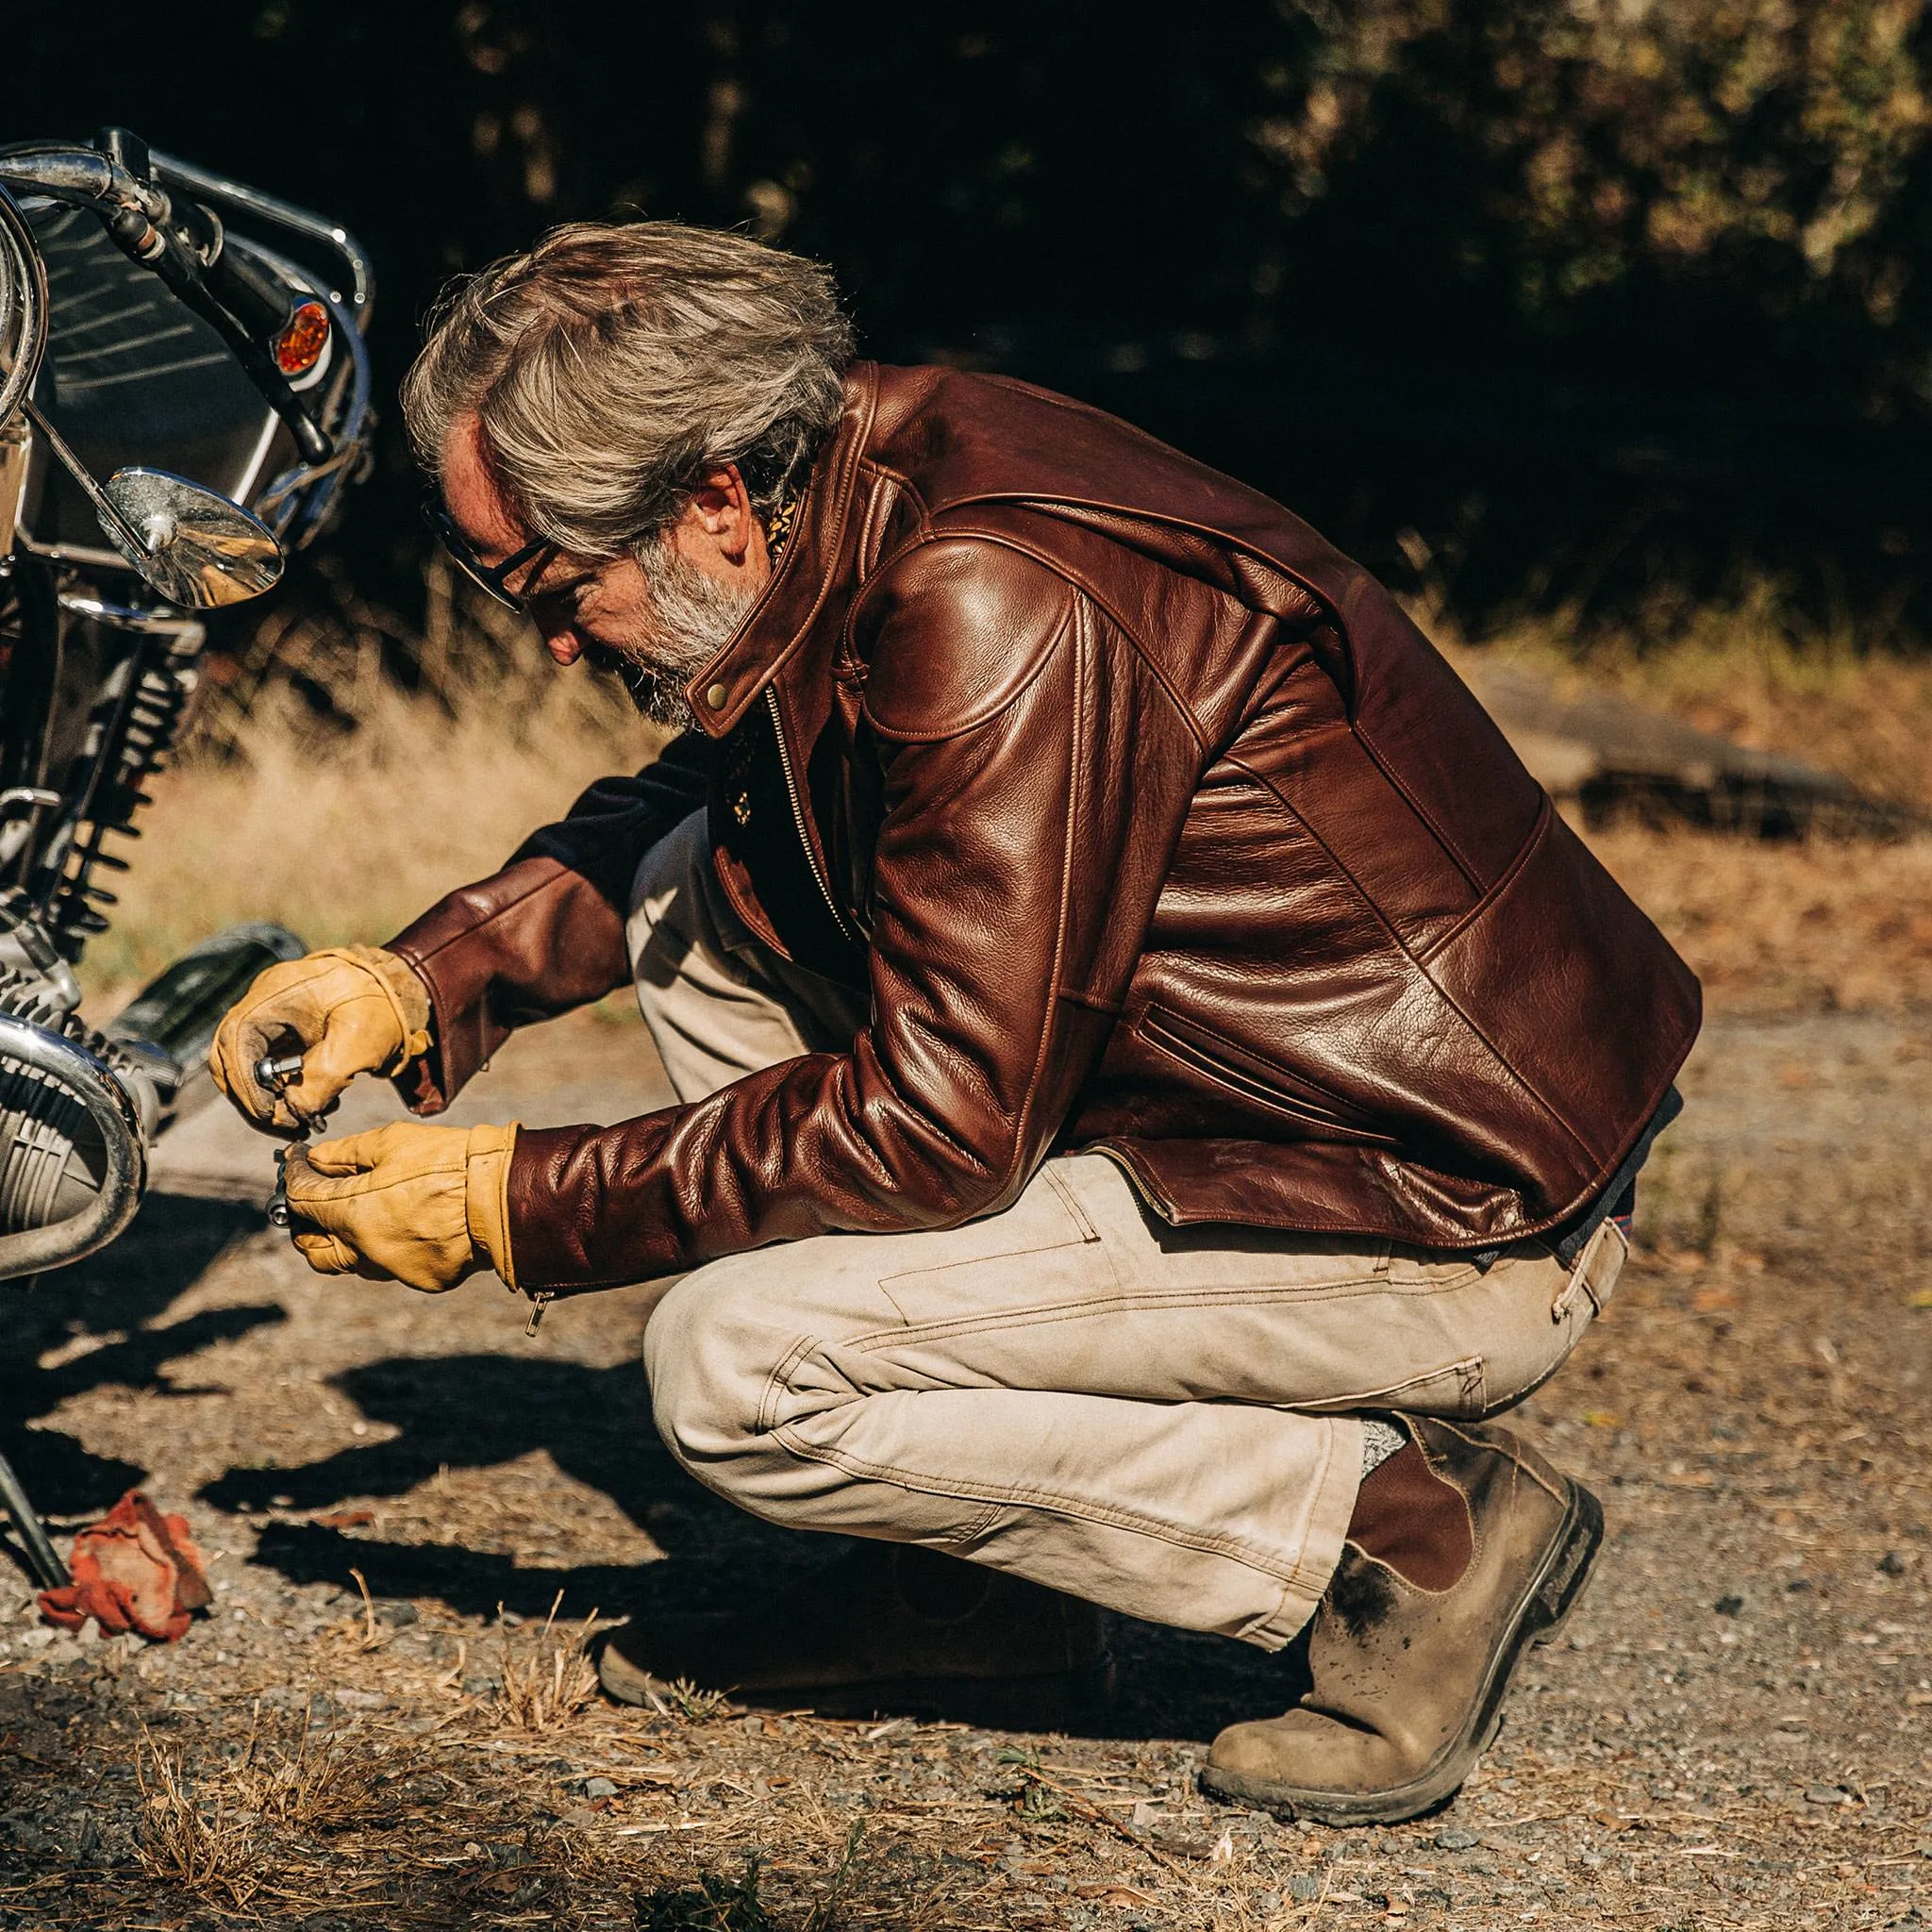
{"left": 273, "top": 300, "right": 331, "bottom": 377}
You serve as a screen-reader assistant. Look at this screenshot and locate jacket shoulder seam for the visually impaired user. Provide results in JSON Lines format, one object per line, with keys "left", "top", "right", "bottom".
{"left": 1000, "top": 599, "right": 1091, "bottom": 1203}
{"left": 855, "top": 460, "right": 932, "bottom": 571}
{"left": 874, "top": 523, "right": 1219, "bottom": 760}
{"left": 852, "top": 531, "right": 1082, "bottom": 741}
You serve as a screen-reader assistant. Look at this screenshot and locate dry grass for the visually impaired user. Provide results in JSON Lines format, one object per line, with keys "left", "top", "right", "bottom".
{"left": 135, "top": 1729, "right": 261, "bottom": 1908}
{"left": 134, "top": 1713, "right": 455, "bottom": 1919}
{"left": 492, "top": 1591, "right": 604, "bottom": 1730}
{"left": 78, "top": 653, "right": 662, "bottom": 1004}
{"left": 1585, "top": 822, "right": 1932, "bottom": 1012}
{"left": 636, "top": 1824, "right": 865, "bottom": 1932}
{"left": 1441, "top": 575, "right": 1932, "bottom": 809}
{"left": 237, "top": 1708, "right": 424, "bottom": 1832}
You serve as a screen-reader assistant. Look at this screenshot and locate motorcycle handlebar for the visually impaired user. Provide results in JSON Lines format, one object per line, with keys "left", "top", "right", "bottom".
{"left": 0, "top": 144, "right": 166, "bottom": 229}
{"left": 0, "top": 137, "right": 331, "bottom": 464}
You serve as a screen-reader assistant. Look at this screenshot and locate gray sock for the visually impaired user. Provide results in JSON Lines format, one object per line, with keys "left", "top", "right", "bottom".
{"left": 1360, "top": 1417, "right": 1407, "bottom": 1478}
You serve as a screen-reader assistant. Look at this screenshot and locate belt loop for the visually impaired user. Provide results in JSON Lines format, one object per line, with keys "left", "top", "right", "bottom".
{"left": 1553, "top": 1218, "right": 1629, "bottom": 1324}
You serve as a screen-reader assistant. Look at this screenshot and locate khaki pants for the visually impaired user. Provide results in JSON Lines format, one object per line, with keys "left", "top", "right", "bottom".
{"left": 629, "top": 812, "right": 1620, "bottom": 1647}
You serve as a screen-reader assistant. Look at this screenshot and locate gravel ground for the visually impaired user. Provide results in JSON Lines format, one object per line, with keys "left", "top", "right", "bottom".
{"left": 0, "top": 997, "right": 1927, "bottom": 1929}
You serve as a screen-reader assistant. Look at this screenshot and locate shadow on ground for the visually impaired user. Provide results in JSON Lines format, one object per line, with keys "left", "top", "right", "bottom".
{"left": 1, "top": 1192, "right": 276, "bottom": 1537}
{"left": 201, "top": 1341, "right": 1303, "bottom": 1742}
{"left": 6, "top": 1189, "right": 1310, "bottom": 1743}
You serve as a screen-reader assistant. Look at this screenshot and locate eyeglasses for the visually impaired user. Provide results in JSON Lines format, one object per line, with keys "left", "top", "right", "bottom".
{"left": 422, "top": 499, "right": 559, "bottom": 612}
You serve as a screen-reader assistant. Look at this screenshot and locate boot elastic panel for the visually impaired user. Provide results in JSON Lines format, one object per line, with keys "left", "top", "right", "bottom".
{"left": 1343, "top": 1429, "right": 1475, "bottom": 1592}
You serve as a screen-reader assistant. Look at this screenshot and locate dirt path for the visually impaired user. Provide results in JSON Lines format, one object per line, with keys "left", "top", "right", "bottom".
{"left": 0, "top": 1002, "right": 1927, "bottom": 1929}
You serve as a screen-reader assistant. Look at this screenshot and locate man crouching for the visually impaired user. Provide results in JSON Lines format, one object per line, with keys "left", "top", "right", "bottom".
{"left": 210, "top": 220, "right": 1699, "bottom": 1824}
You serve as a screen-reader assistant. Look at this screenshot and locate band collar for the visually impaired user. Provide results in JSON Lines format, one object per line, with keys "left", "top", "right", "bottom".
{"left": 684, "top": 363, "right": 880, "bottom": 740}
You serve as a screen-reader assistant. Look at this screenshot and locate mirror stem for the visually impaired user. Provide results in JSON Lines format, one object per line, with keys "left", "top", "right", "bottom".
{"left": 17, "top": 396, "right": 152, "bottom": 559}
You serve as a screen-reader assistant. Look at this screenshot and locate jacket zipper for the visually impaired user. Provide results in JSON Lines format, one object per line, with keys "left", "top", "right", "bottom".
{"left": 765, "top": 686, "right": 858, "bottom": 945}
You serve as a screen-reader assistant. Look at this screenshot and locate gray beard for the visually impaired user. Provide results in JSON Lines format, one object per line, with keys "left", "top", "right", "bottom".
{"left": 584, "top": 538, "right": 760, "bottom": 727}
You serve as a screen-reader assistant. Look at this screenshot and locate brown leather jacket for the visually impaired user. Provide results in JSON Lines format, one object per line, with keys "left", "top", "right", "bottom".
{"left": 388, "top": 363, "right": 1700, "bottom": 1292}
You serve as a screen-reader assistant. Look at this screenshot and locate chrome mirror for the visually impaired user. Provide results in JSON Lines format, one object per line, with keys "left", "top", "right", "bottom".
{"left": 97, "top": 467, "right": 283, "bottom": 608}
{"left": 16, "top": 394, "right": 283, "bottom": 609}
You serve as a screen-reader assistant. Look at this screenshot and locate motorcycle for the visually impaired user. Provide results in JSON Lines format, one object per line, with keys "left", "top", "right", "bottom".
{"left": 0, "top": 127, "right": 374, "bottom": 1590}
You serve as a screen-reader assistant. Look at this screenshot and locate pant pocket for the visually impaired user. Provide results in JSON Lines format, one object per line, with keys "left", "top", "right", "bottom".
{"left": 872, "top": 1168, "right": 1113, "bottom": 1330}
{"left": 1294, "top": 1355, "right": 1488, "bottom": 1419}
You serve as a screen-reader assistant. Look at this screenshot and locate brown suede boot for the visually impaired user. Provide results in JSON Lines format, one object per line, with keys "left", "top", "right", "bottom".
{"left": 599, "top": 1541, "right": 1114, "bottom": 1726}
{"left": 1200, "top": 1416, "right": 1601, "bottom": 1825}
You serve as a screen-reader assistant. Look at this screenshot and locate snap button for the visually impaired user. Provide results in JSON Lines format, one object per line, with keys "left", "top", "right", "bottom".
{"left": 705, "top": 682, "right": 729, "bottom": 710}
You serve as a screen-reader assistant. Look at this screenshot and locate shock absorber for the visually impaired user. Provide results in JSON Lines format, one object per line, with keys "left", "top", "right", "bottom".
{"left": 35, "top": 599, "right": 205, "bottom": 956}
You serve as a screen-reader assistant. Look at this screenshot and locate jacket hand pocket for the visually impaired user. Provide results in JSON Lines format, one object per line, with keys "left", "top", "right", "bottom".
{"left": 1136, "top": 1004, "right": 1401, "bottom": 1145}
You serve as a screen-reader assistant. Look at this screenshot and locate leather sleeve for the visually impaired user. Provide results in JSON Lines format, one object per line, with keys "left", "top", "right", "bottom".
{"left": 384, "top": 730, "right": 714, "bottom": 1111}
{"left": 508, "top": 540, "right": 1210, "bottom": 1290}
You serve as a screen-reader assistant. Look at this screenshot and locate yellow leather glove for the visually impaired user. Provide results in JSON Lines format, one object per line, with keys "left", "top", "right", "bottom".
{"left": 283, "top": 1121, "right": 519, "bottom": 1293}
{"left": 210, "top": 945, "right": 433, "bottom": 1132}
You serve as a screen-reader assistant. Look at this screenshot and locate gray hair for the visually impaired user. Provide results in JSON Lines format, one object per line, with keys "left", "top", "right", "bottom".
{"left": 403, "top": 220, "right": 854, "bottom": 557}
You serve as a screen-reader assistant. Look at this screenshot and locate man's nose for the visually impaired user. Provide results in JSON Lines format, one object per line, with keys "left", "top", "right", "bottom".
{"left": 535, "top": 616, "right": 582, "bottom": 666}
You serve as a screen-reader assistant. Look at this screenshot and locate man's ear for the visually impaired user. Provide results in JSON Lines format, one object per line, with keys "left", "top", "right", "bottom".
{"left": 684, "top": 464, "right": 756, "bottom": 562}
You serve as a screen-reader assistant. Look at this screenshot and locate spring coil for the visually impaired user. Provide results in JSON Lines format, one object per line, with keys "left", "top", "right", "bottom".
{"left": 48, "top": 644, "right": 197, "bottom": 943}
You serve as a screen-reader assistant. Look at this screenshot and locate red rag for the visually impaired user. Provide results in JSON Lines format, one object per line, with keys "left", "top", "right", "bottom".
{"left": 38, "top": 1490, "right": 211, "bottom": 1642}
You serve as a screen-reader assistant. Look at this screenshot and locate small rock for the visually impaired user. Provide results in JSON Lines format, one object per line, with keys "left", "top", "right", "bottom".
{"left": 375, "top": 1601, "right": 419, "bottom": 1627}
{"left": 1436, "top": 1826, "right": 1480, "bottom": 1851}
{"left": 1787, "top": 1576, "right": 1813, "bottom": 1592}
{"left": 582, "top": 1776, "right": 618, "bottom": 1799}
{"left": 1287, "top": 1874, "right": 1324, "bottom": 1901}
{"left": 1806, "top": 1786, "right": 1850, "bottom": 1807}
{"left": 1877, "top": 1550, "right": 1907, "bottom": 1576}
{"left": 1714, "top": 1593, "right": 1744, "bottom": 1616}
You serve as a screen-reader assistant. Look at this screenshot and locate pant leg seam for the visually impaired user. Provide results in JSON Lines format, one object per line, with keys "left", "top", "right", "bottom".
{"left": 769, "top": 1421, "right": 1332, "bottom": 1591}
{"left": 844, "top": 1276, "right": 1396, "bottom": 1352}
{"left": 757, "top": 1334, "right": 823, "bottom": 1437}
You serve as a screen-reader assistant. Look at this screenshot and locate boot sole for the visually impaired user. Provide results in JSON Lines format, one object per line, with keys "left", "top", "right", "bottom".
{"left": 1199, "top": 1476, "right": 1603, "bottom": 1827}
{"left": 601, "top": 1641, "right": 1117, "bottom": 1732}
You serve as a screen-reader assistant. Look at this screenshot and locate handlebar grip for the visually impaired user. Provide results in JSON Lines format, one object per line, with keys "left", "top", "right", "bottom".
{"left": 204, "top": 245, "right": 294, "bottom": 342}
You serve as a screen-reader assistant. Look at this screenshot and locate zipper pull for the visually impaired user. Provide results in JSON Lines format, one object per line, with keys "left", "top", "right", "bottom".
{"left": 524, "top": 1291, "right": 554, "bottom": 1338}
